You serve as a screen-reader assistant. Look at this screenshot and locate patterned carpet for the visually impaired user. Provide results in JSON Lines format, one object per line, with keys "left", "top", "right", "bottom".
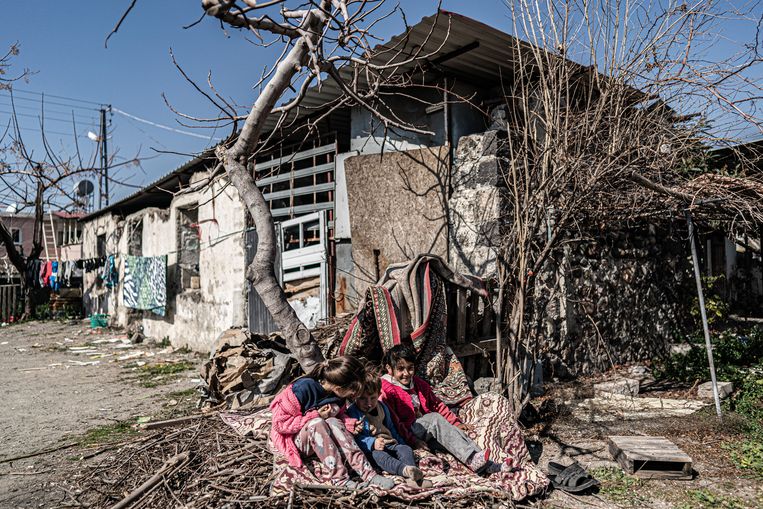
{"left": 220, "top": 392, "right": 549, "bottom": 502}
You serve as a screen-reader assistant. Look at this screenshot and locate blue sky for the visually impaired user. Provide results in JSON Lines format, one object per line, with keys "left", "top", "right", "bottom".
{"left": 1, "top": 0, "right": 513, "bottom": 206}
{"left": 1, "top": 1, "right": 761, "bottom": 208}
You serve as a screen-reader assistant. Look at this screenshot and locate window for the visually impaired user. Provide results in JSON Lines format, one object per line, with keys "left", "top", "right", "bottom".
{"left": 57, "top": 230, "right": 65, "bottom": 246}
{"left": 11, "top": 228, "right": 21, "bottom": 245}
{"left": 128, "top": 219, "right": 143, "bottom": 256}
{"left": 97, "top": 234, "right": 106, "bottom": 257}
{"left": 177, "top": 207, "right": 200, "bottom": 290}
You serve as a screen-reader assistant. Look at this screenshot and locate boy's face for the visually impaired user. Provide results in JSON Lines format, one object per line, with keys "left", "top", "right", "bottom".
{"left": 355, "top": 390, "right": 380, "bottom": 413}
{"left": 387, "top": 358, "right": 415, "bottom": 387}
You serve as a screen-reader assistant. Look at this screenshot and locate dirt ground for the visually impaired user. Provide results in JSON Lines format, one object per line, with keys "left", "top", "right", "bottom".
{"left": 531, "top": 381, "right": 763, "bottom": 509}
{"left": 1, "top": 321, "right": 761, "bottom": 509}
{"left": 0, "top": 320, "right": 202, "bottom": 509}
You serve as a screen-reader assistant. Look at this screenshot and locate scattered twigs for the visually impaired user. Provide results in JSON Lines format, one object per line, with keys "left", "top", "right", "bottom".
{"left": 0, "top": 442, "right": 79, "bottom": 465}
{"left": 69, "top": 417, "right": 507, "bottom": 508}
{"left": 110, "top": 451, "right": 191, "bottom": 509}
{"left": 138, "top": 413, "right": 210, "bottom": 430}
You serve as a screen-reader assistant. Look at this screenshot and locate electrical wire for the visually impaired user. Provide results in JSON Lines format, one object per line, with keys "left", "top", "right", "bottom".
{"left": 111, "top": 107, "right": 222, "bottom": 141}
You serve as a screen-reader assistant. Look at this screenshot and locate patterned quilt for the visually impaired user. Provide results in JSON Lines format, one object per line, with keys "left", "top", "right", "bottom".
{"left": 123, "top": 255, "right": 167, "bottom": 316}
{"left": 340, "top": 254, "right": 486, "bottom": 405}
{"left": 220, "top": 392, "right": 549, "bottom": 502}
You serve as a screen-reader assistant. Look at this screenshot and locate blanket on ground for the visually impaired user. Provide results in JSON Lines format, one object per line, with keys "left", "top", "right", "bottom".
{"left": 220, "top": 392, "right": 549, "bottom": 502}
{"left": 340, "top": 254, "right": 486, "bottom": 405}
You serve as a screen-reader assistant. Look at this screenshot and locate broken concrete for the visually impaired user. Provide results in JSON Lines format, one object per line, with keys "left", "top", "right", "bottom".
{"left": 698, "top": 381, "right": 734, "bottom": 400}
{"left": 569, "top": 393, "right": 708, "bottom": 422}
{"left": 594, "top": 378, "right": 640, "bottom": 397}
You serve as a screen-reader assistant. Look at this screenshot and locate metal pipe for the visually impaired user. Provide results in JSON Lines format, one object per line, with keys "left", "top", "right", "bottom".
{"left": 686, "top": 210, "right": 722, "bottom": 419}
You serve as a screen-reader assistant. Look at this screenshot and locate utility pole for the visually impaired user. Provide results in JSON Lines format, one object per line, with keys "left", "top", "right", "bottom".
{"left": 99, "top": 106, "right": 111, "bottom": 207}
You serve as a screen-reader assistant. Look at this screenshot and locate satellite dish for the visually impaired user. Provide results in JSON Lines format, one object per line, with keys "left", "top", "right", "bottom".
{"left": 75, "top": 180, "right": 95, "bottom": 197}
{"left": 87, "top": 131, "right": 100, "bottom": 142}
{"left": 5, "top": 204, "right": 17, "bottom": 214}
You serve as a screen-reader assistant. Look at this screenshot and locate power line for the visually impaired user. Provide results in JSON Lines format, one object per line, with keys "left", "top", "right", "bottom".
{"left": 0, "top": 109, "right": 99, "bottom": 126}
{"left": 0, "top": 92, "right": 102, "bottom": 113}
{"left": 0, "top": 101, "right": 101, "bottom": 122}
{"left": 9, "top": 88, "right": 105, "bottom": 107}
{"left": 112, "top": 107, "right": 221, "bottom": 141}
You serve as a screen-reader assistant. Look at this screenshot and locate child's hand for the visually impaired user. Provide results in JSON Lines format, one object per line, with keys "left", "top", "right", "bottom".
{"left": 353, "top": 420, "right": 364, "bottom": 434}
{"left": 373, "top": 437, "right": 387, "bottom": 451}
{"left": 318, "top": 404, "right": 333, "bottom": 419}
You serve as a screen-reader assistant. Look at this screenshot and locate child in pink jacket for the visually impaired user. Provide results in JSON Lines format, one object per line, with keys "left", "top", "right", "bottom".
{"left": 380, "top": 344, "right": 507, "bottom": 474}
{"left": 269, "top": 355, "right": 394, "bottom": 489}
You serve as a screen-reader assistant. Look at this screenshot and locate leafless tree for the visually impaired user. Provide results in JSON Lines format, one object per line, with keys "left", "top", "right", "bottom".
{"left": 103, "top": 0, "right": 443, "bottom": 372}
{"left": 0, "top": 46, "right": 135, "bottom": 316}
{"left": 493, "top": 0, "right": 763, "bottom": 413}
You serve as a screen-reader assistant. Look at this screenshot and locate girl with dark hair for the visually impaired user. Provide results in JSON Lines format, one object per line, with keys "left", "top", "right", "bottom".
{"left": 269, "top": 355, "right": 395, "bottom": 489}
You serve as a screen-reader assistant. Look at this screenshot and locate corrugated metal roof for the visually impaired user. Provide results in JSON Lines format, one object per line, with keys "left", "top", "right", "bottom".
{"left": 80, "top": 149, "right": 217, "bottom": 221}
{"left": 261, "top": 10, "right": 527, "bottom": 131}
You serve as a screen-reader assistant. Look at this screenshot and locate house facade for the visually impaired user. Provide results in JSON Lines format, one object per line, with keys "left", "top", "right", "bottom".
{"left": 1, "top": 211, "right": 82, "bottom": 278}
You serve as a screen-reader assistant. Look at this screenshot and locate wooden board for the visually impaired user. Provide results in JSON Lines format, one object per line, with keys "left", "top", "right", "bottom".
{"left": 608, "top": 436, "right": 693, "bottom": 480}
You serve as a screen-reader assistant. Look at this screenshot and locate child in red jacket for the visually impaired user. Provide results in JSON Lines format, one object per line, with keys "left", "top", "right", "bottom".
{"left": 270, "top": 355, "right": 394, "bottom": 489}
{"left": 380, "top": 344, "right": 506, "bottom": 474}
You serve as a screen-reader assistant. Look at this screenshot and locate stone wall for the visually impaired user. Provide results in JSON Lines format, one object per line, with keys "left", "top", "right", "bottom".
{"left": 534, "top": 225, "right": 695, "bottom": 377}
{"left": 448, "top": 130, "right": 503, "bottom": 278}
{"left": 447, "top": 131, "right": 695, "bottom": 376}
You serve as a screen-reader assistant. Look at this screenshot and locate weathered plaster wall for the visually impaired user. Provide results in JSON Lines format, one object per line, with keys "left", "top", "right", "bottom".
{"left": 341, "top": 147, "right": 449, "bottom": 308}
{"left": 81, "top": 172, "right": 248, "bottom": 352}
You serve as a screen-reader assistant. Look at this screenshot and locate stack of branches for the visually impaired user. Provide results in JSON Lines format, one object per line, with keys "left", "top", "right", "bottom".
{"left": 66, "top": 417, "right": 511, "bottom": 509}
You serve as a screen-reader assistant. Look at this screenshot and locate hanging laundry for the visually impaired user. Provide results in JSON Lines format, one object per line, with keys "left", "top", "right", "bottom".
{"left": 101, "top": 255, "right": 118, "bottom": 288}
{"left": 49, "top": 260, "right": 60, "bottom": 292}
{"left": 26, "top": 259, "right": 41, "bottom": 289}
{"left": 123, "top": 255, "right": 167, "bottom": 316}
{"left": 40, "top": 260, "right": 52, "bottom": 287}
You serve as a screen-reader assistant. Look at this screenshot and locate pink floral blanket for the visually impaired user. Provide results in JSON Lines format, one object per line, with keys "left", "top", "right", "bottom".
{"left": 220, "top": 392, "right": 549, "bottom": 502}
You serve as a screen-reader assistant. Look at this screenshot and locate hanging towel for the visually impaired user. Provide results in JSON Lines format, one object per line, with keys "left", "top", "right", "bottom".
{"left": 102, "top": 255, "right": 118, "bottom": 288}
{"left": 50, "top": 261, "right": 60, "bottom": 292}
{"left": 123, "top": 255, "right": 167, "bottom": 316}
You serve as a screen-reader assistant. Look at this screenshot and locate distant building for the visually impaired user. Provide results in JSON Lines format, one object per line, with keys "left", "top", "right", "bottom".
{"left": 0, "top": 211, "right": 83, "bottom": 277}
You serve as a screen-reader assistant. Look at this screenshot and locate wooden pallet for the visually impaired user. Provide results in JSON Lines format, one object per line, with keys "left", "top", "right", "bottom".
{"left": 607, "top": 436, "right": 693, "bottom": 480}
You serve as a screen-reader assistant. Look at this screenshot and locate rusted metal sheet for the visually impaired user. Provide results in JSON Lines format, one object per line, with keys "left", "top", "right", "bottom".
{"left": 245, "top": 229, "right": 281, "bottom": 335}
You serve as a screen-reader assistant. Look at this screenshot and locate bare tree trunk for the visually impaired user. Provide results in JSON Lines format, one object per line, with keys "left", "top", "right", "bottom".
{"left": 214, "top": 9, "right": 328, "bottom": 373}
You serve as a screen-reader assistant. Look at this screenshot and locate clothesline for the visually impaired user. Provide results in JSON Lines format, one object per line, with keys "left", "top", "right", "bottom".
{"left": 80, "top": 225, "right": 248, "bottom": 263}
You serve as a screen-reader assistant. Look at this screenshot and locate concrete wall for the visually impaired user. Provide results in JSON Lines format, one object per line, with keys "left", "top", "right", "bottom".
{"left": 349, "top": 83, "right": 486, "bottom": 156}
{"left": 81, "top": 172, "right": 248, "bottom": 352}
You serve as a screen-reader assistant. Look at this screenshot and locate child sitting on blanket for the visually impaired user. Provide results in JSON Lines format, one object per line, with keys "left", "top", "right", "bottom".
{"left": 344, "top": 367, "right": 433, "bottom": 488}
{"left": 270, "top": 355, "right": 395, "bottom": 489}
{"left": 380, "top": 344, "right": 508, "bottom": 475}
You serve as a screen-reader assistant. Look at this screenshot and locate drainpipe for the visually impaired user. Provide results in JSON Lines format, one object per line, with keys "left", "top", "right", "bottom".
{"left": 444, "top": 79, "right": 452, "bottom": 263}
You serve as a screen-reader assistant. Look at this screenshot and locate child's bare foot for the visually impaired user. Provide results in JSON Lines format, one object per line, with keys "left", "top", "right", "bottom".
{"left": 402, "top": 465, "right": 423, "bottom": 481}
{"left": 405, "top": 477, "right": 433, "bottom": 489}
